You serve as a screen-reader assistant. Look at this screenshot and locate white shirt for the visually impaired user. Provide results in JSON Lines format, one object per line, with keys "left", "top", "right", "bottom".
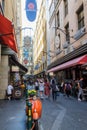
{"left": 7, "top": 85, "right": 13, "bottom": 95}
{"left": 39, "top": 82, "right": 44, "bottom": 91}
{"left": 27, "top": 85, "right": 35, "bottom": 90}
{"left": 35, "top": 82, "right": 38, "bottom": 86}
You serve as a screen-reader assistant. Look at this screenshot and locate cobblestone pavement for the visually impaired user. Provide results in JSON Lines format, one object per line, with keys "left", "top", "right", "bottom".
{"left": 0, "top": 93, "right": 87, "bottom": 130}
{"left": 0, "top": 99, "right": 26, "bottom": 130}
{"left": 40, "top": 93, "right": 87, "bottom": 130}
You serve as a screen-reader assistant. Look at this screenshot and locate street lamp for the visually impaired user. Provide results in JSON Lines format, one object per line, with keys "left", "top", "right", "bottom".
{"left": 16, "top": 27, "right": 33, "bottom": 35}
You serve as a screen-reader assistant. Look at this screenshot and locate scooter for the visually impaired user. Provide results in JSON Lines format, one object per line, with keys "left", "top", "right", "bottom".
{"left": 26, "top": 90, "right": 42, "bottom": 130}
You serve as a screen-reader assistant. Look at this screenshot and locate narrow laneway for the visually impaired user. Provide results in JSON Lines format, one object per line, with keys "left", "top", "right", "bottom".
{"left": 0, "top": 99, "right": 26, "bottom": 130}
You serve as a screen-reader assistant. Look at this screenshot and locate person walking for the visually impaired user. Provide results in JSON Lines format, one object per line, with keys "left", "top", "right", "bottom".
{"left": 20, "top": 82, "right": 25, "bottom": 97}
{"left": 35, "top": 79, "right": 39, "bottom": 96}
{"left": 44, "top": 79, "right": 50, "bottom": 99}
{"left": 7, "top": 82, "right": 14, "bottom": 100}
{"left": 60, "top": 80, "right": 64, "bottom": 93}
{"left": 39, "top": 79, "right": 44, "bottom": 99}
{"left": 64, "top": 82, "right": 72, "bottom": 97}
{"left": 51, "top": 79, "right": 57, "bottom": 101}
{"left": 77, "top": 77, "right": 84, "bottom": 101}
{"left": 50, "top": 75, "right": 56, "bottom": 85}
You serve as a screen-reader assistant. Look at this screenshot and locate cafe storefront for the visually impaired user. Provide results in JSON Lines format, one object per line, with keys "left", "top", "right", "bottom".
{"left": 47, "top": 43, "right": 87, "bottom": 83}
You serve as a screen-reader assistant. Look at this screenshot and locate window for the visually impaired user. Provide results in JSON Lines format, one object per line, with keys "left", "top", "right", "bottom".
{"left": 58, "top": 34, "right": 61, "bottom": 49}
{"left": 56, "top": 11, "right": 60, "bottom": 27}
{"left": 65, "top": 23, "right": 70, "bottom": 43}
{"left": 0, "top": 0, "right": 4, "bottom": 14}
{"left": 77, "top": 5, "right": 84, "bottom": 29}
{"left": 2, "top": 0, "right": 5, "bottom": 11}
{"left": 64, "top": 0, "right": 68, "bottom": 17}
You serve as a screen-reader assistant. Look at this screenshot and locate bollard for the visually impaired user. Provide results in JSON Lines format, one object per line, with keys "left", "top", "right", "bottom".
{"left": 26, "top": 88, "right": 28, "bottom": 99}
{"left": 27, "top": 102, "right": 32, "bottom": 130}
{"left": 26, "top": 88, "right": 28, "bottom": 106}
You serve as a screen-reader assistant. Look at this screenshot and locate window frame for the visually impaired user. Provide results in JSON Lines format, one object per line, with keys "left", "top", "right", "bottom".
{"left": 77, "top": 5, "right": 84, "bottom": 30}
{"left": 65, "top": 23, "right": 70, "bottom": 43}
{"left": 64, "top": 0, "right": 68, "bottom": 17}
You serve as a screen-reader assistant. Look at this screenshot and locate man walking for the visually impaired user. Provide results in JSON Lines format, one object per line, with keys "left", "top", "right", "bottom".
{"left": 77, "top": 77, "right": 84, "bottom": 101}
{"left": 7, "top": 82, "right": 14, "bottom": 100}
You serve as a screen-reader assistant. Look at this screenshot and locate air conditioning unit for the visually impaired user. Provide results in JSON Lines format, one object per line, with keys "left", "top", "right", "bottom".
{"left": 64, "top": 48, "right": 68, "bottom": 55}
{"left": 74, "top": 27, "right": 85, "bottom": 40}
{"left": 68, "top": 45, "right": 74, "bottom": 53}
{"left": 63, "top": 41, "right": 69, "bottom": 48}
{"left": 55, "top": 49, "right": 61, "bottom": 55}
{"left": 81, "top": 39, "right": 87, "bottom": 45}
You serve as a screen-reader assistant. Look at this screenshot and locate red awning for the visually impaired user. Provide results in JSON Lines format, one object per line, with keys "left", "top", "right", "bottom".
{"left": 47, "top": 55, "right": 87, "bottom": 73}
{"left": 0, "top": 13, "right": 18, "bottom": 53}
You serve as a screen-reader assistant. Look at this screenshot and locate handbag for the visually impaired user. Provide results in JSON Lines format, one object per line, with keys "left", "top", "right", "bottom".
{"left": 56, "top": 85, "right": 59, "bottom": 92}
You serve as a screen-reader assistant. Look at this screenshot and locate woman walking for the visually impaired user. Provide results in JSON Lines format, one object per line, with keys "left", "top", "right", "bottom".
{"left": 44, "top": 79, "right": 50, "bottom": 99}
{"left": 39, "top": 79, "right": 44, "bottom": 99}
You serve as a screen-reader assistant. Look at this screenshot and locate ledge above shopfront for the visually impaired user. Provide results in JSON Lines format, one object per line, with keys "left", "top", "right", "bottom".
{"left": 10, "top": 57, "right": 28, "bottom": 75}
{"left": 1, "top": 47, "right": 28, "bottom": 75}
{"left": 47, "top": 54, "right": 87, "bottom": 73}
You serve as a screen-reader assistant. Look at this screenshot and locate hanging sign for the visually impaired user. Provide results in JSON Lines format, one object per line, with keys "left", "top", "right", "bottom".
{"left": 23, "top": 59, "right": 28, "bottom": 64}
{"left": 25, "top": 0, "right": 37, "bottom": 22}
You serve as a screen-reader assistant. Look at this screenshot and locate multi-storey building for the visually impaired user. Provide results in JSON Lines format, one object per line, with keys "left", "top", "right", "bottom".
{"left": 33, "top": 0, "right": 47, "bottom": 78}
{"left": 47, "top": 0, "right": 87, "bottom": 82}
{"left": 0, "top": 0, "right": 27, "bottom": 99}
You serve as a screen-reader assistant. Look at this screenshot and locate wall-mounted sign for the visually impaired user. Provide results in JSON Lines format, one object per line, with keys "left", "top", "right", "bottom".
{"left": 55, "top": 35, "right": 60, "bottom": 48}
{"left": 13, "top": 88, "right": 22, "bottom": 99}
{"left": 12, "top": 66, "right": 19, "bottom": 72}
{"left": 25, "top": 0, "right": 37, "bottom": 22}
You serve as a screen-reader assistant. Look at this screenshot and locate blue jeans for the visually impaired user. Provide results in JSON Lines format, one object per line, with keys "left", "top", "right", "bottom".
{"left": 52, "top": 91, "right": 57, "bottom": 101}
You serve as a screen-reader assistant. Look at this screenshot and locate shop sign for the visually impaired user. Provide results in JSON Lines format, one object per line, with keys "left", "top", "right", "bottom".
{"left": 13, "top": 89, "right": 22, "bottom": 99}
{"left": 12, "top": 66, "right": 19, "bottom": 72}
{"left": 55, "top": 35, "right": 60, "bottom": 48}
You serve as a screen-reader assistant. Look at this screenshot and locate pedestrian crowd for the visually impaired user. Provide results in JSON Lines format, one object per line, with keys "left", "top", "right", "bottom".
{"left": 60, "top": 76, "right": 87, "bottom": 101}
{"left": 26, "top": 78, "right": 51, "bottom": 99}
{"left": 6, "top": 75, "right": 87, "bottom": 102}
{"left": 25, "top": 75, "right": 60, "bottom": 101}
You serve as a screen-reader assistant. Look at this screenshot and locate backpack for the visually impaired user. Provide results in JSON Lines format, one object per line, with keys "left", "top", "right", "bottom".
{"left": 66, "top": 83, "right": 71, "bottom": 90}
{"left": 52, "top": 84, "right": 57, "bottom": 92}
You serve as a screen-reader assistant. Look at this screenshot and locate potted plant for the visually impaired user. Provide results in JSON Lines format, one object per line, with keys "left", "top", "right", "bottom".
{"left": 28, "top": 89, "right": 36, "bottom": 97}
